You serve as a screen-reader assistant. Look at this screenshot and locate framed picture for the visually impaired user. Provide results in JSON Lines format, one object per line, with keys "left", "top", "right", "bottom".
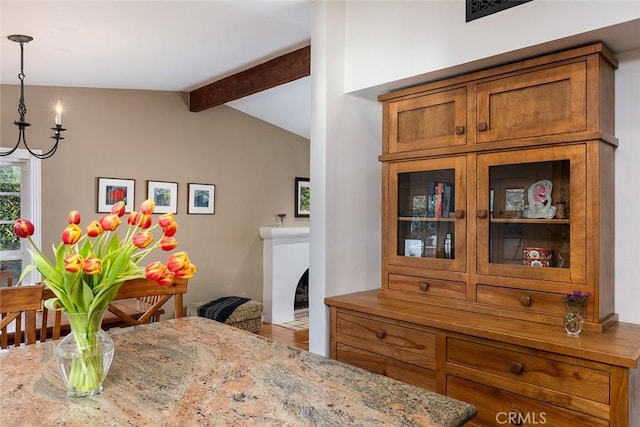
{"left": 188, "top": 183, "right": 215, "bottom": 214}
{"left": 97, "top": 177, "right": 135, "bottom": 213}
{"left": 295, "top": 177, "right": 310, "bottom": 217}
{"left": 147, "top": 180, "right": 178, "bottom": 214}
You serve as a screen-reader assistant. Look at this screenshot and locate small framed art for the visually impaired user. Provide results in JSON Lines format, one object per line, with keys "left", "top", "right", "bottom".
{"left": 295, "top": 177, "right": 310, "bottom": 218}
{"left": 147, "top": 180, "right": 178, "bottom": 214}
{"left": 188, "top": 183, "right": 215, "bottom": 214}
{"left": 97, "top": 177, "right": 135, "bottom": 213}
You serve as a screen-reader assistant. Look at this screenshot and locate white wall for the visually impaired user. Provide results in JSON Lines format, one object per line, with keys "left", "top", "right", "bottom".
{"left": 614, "top": 48, "right": 640, "bottom": 323}
{"left": 309, "top": 1, "right": 640, "bottom": 355}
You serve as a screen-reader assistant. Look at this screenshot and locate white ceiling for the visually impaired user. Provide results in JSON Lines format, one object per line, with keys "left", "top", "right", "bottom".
{"left": 0, "top": 0, "right": 312, "bottom": 139}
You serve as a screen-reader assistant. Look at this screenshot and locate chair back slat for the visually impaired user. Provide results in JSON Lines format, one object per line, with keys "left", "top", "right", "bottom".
{"left": 0, "top": 285, "right": 44, "bottom": 348}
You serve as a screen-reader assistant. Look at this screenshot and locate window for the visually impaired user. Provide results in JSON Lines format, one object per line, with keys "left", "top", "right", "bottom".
{"left": 0, "top": 149, "right": 41, "bottom": 285}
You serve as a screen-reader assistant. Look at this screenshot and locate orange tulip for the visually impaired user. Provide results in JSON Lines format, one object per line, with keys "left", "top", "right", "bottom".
{"left": 111, "top": 201, "right": 126, "bottom": 217}
{"left": 62, "top": 224, "right": 82, "bottom": 245}
{"left": 83, "top": 257, "right": 103, "bottom": 275}
{"left": 133, "top": 231, "right": 154, "bottom": 249}
{"left": 64, "top": 253, "right": 84, "bottom": 273}
{"left": 86, "top": 220, "right": 103, "bottom": 238}
{"left": 162, "top": 222, "right": 178, "bottom": 237}
{"left": 13, "top": 219, "right": 34, "bottom": 238}
{"left": 67, "top": 210, "right": 81, "bottom": 225}
{"left": 158, "top": 213, "right": 174, "bottom": 228}
{"left": 127, "top": 211, "right": 140, "bottom": 226}
{"left": 174, "top": 262, "right": 197, "bottom": 279}
{"left": 160, "top": 236, "right": 178, "bottom": 251}
{"left": 145, "top": 261, "right": 167, "bottom": 281}
{"left": 156, "top": 271, "right": 175, "bottom": 286}
{"left": 166, "top": 251, "right": 190, "bottom": 272}
{"left": 99, "top": 214, "right": 121, "bottom": 231}
{"left": 140, "top": 199, "right": 155, "bottom": 215}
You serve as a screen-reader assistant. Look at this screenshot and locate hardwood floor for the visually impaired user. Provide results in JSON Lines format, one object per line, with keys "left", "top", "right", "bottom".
{"left": 259, "top": 323, "right": 309, "bottom": 351}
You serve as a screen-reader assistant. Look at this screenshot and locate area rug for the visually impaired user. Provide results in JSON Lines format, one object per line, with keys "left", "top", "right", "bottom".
{"left": 278, "top": 308, "right": 309, "bottom": 331}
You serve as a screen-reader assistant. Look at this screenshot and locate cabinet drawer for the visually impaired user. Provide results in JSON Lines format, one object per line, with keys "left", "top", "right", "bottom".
{"left": 336, "top": 343, "right": 437, "bottom": 392}
{"left": 388, "top": 87, "right": 467, "bottom": 153}
{"left": 476, "top": 285, "right": 566, "bottom": 317}
{"left": 336, "top": 312, "right": 436, "bottom": 362}
{"left": 476, "top": 61, "right": 587, "bottom": 143}
{"left": 448, "top": 376, "right": 608, "bottom": 426}
{"left": 447, "top": 337, "right": 609, "bottom": 404}
{"left": 389, "top": 274, "right": 466, "bottom": 300}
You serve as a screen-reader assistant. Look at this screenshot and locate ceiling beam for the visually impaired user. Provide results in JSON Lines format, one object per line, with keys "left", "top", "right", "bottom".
{"left": 189, "top": 45, "right": 310, "bottom": 112}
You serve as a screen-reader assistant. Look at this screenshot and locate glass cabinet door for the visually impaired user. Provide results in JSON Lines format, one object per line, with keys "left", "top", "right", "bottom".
{"left": 476, "top": 146, "right": 586, "bottom": 283}
{"left": 388, "top": 157, "right": 466, "bottom": 272}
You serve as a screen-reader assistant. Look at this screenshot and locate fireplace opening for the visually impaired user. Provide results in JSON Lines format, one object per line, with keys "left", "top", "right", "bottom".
{"left": 294, "top": 269, "right": 309, "bottom": 310}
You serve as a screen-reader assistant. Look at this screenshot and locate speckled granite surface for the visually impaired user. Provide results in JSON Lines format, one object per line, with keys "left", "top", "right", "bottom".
{"left": 0, "top": 317, "right": 476, "bottom": 426}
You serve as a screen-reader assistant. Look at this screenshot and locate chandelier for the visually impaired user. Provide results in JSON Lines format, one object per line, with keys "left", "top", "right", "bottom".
{"left": 1, "top": 35, "right": 66, "bottom": 159}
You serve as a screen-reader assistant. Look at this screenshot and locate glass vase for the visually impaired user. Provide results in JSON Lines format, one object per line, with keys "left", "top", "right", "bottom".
{"left": 56, "top": 309, "right": 115, "bottom": 397}
{"left": 563, "top": 306, "right": 584, "bottom": 336}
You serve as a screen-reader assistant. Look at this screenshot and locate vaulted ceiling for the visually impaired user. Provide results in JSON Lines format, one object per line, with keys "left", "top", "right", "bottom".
{"left": 0, "top": 1, "right": 312, "bottom": 139}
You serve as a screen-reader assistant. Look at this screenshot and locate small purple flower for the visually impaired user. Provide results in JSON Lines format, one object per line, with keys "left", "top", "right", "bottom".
{"left": 561, "top": 290, "right": 591, "bottom": 308}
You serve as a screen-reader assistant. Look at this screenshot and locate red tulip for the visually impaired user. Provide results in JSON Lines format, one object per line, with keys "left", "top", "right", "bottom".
{"left": 145, "top": 261, "right": 167, "bottom": 281}
{"left": 156, "top": 271, "right": 175, "bottom": 286}
{"left": 162, "top": 222, "right": 178, "bottom": 237}
{"left": 160, "top": 236, "right": 178, "bottom": 251}
{"left": 64, "top": 253, "right": 84, "bottom": 273}
{"left": 111, "top": 201, "right": 126, "bottom": 217}
{"left": 167, "top": 251, "right": 190, "bottom": 272}
{"left": 86, "top": 220, "right": 104, "bottom": 238}
{"left": 67, "top": 210, "right": 81, "bottom": 225}
{"left": 158, "top": 213, "right": 174, "bottom": 228}
{"left": 140, "top": 199, "right": 155, "bottom": 215}
{"left": 138, "top": 214, "right": 152, "bottom": 229}
{"left": 133, "top": 231, "right": 154, "bottom": 249}
{"left": 62, "top": 224, "right": 82, "bottom": 245}
{"left": 13, "top": 219, "right": 35, "bottom": 238}
{"left": 83, "top": 257, "right": 103, "bottom": 275}
{"left": 99, "top": 214, "right": 121, "bottom": 231}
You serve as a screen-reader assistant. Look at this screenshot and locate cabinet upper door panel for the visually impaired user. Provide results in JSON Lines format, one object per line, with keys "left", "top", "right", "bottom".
{"left": 476, "top": 62, "right": 587, "bottom": 143}
{"left": 389, "top": 87, "right": 467, "bottom": 153}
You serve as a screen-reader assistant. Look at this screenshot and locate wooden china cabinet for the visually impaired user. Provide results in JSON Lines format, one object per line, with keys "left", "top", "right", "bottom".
{"left": 326, "top": 43, "right": 640, "bottom": 426}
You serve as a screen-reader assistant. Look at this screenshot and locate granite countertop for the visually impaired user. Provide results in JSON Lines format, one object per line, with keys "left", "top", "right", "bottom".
{"left": 0, "top": 316, "right": 476, "bottom": 426}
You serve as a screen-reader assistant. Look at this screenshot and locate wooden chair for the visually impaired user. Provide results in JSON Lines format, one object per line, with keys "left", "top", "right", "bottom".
{"left": 41, "top": 278, "right": 188, "bottom": 339}
{"left": 0, "top": 271, "right": 13, "bottom": 287}
{"left": 0, "top": 285, "right": 44, "bottom": 348}
{"left": 108, "top": 277, "right": 188, "bottom": 326}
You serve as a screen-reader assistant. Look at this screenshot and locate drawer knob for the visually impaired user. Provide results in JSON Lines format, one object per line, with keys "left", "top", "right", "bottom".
{"left": 455, "top": 125, "right": 465, "bottom": 135}
{"left": 375, "top": 330, "right": 387, "bottom": 340}
{"left": 419, "top": 282, "right": 429, "bottom": 291}
{"left": 510, "top": 361, "right": 524, "bottom": 375}
{"left": 476, "top": 209, "right": 488, "bottom": 219}
{"left": 454, "top": 209, "right": 465, "bottom": 219}
{"left": 477, "top": 121, "right": 488, "bottom": 132}
{"left": 520, "top": 295, "right": 532, "bottom": 307}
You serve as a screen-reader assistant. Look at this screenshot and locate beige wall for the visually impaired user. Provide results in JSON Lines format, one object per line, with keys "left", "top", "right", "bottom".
{"left": 1, "top": 84, "right": 310, "bottom": 315}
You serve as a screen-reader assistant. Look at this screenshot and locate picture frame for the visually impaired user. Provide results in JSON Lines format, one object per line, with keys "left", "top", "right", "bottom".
{"left": 295, "top": 177, "right": 310, "bottom": 218}
{"left": 188, "top": 183, "right": 215, "bottom": 215}
{"left": 147, "top": 180, "right": 178, "bottom": 214}
{"left": 97, "top": 177, "right": 135, "bottom": 213}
